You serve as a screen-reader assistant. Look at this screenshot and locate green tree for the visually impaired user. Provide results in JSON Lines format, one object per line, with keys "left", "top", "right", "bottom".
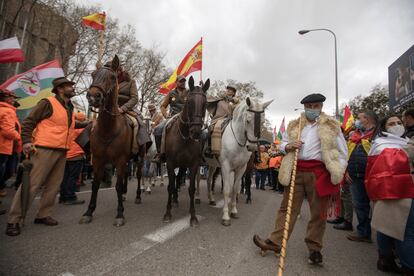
{"left": 348, "top": 84, "right": 390, "bottom": 119}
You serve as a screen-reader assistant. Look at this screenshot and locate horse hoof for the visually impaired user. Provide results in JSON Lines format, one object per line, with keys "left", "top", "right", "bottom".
{"left": 163, "top": 214, "right": 172, "bottom": 223}
{"left": 79, "top": 216, "right": 92, "bottom": 224}
{"left": 113, "top": 218, "right": 125, "bottom": 227}
{"left": 135, "top": 198, "right": 142, "bottom": 204}
{"left": 190, "top": 217, "right": 199, "bottom": 227}
{"left": 146, "top": 190, "right": 151, "bottom": 194}
{"left": 246, "top": 199, "right": 252, "bottom": 204}
{"left": 195, "top": 198, "right": 201, "bottom": 204}
{"left": 230, "top": 213, "right": 239, "bottom": 219}
{"left": 209, "top": 201, "right": 216, "bottom": 206}
{"left": 222, "top": 219, "right": 231, "bottom": 226}
{"left": 260, "top": 250, "right": 267, "bottom": 257}
{"left": 122, "top": 195, "right": 127, "bottom": 202}
{"left": 151, "top": 183, "right": 155, "bottom": 187}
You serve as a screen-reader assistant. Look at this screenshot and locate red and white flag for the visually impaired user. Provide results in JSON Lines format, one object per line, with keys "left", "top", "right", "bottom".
{"left": 0, "top": 37, "right": 25, "bottom": 63}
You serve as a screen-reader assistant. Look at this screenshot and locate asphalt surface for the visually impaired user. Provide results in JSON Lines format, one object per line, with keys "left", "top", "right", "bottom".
{"left": 0, "top": 176, "right": 389, "bottom": 276}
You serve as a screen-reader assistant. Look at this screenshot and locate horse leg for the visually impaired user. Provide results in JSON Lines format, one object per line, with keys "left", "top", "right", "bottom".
{"left": 245, "top": 171, "right": 252, "bottom": 204}
{"left": 80, "top": 159, "right": 104, "bottom": 224}
{"left": 173, "top": 169, "right": 182, "bottom": 207}
{"left": 135, "top": 159, "right": 143, "bottom": 204}
{"left": 221, "top": 164, "right": 233, "bottom": 226}
{"left": 207, "top": 165, "right": 216, "bottom": 205}
{"left": 114, "top": 161, "right": 127, "bottom": 227}
{"left": 189, "top": 165, "right": 199, "bottom": 226}
{"left": 195, "top": 167, "right": 201, "bottom": 204}
{"left": 163, "top": 163, "right": 175, "bottom": 222}
{"left": 230, "top": 167, "right": 245, "bottom": 219}
{"left": 122, "top": 170, "right": 128, "bottom": 201}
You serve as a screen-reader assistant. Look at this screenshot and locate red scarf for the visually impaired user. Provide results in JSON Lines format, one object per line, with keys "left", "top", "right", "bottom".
{"left": 297, "top": 160, "right": 342, "bottom": 219}
{"left": 349, "top": 129, "right": 374, "bottom": 144}
{"left": 297, "top": 160, "right": 340, "bottom": 197}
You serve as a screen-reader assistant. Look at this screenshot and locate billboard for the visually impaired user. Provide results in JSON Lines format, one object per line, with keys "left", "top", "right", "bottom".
{"left": 388, "top": 44, "right": 414, "bottom": 111}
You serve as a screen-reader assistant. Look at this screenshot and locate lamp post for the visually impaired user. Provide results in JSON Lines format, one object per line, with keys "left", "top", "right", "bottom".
{"left": 298, "top": 28, "right": 339, "bottom": 118}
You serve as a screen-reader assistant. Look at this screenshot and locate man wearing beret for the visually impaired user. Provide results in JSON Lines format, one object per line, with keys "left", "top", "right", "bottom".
{"left": 206, "top": 85, "right": 239, "bottom": 156}
{"left": 253, "top": 93, "right": 348, "bottom": 265}
{"left": 6, "top": 77, "right": 87, "bottom": 236}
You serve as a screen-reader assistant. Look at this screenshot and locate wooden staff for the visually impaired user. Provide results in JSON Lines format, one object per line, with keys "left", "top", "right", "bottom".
{"left": 97, "top": 30, "right": 105, "bottom": 68}
{"left": 277, "top": 116, "right": 302, "bottom": 276}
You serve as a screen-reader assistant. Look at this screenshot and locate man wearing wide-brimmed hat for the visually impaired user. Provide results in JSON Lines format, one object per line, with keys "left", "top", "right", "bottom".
{"left": 0, "top": 89, "right": 22, "bottom": 215}
{"left": 147, "top": 103, "right": 164, "bottom": 132}
{"left": 206, "top": 85, "right": 240, "bottom": 157}
{"left": 6, "top": 77, "right": 82, "bottom": 236}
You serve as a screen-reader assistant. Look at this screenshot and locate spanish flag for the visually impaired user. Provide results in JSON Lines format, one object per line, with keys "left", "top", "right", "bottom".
{"left": 340, "top": 105, "right": 354, "bottom": 133}
{"left": 160, "top": 38, "right": 202, "bottom": 94}
{"left": 82, "top": 12, "right": 106, "bottom": 31}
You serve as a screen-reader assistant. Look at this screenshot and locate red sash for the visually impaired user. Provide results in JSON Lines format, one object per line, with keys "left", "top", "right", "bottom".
{"left": 365, "top": 148, "right": 414, "bottom": 200}
{"left": 297, "top": 160, "right": 341, "bottom": 197}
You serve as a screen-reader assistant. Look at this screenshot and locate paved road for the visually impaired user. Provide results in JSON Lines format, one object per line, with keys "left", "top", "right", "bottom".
{"left": 0, "top": 177, "right": 388, "bottom": 276}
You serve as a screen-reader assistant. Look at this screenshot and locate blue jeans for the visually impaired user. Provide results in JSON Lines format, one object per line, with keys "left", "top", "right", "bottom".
{"left": 255, "top": 170, "right": 267, "bottom": 189}
{"left": 377, "top": 199, "right": 414, "bottom": 269}
{"left": 350, "top": 174, "right": 371, "bottom": 238}
{"left": 60, "top": 160, "right": 84, "bottom": 202}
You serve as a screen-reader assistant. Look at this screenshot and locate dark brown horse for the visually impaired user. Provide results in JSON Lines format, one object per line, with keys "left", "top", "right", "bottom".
{"left": 163, "top": 76, "right": 209, "bottom": 226}
{"left": 81, "top": 55, "right": 133, "bottom": 226}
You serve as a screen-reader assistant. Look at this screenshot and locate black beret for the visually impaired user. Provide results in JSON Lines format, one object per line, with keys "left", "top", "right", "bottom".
{"left": 300, "top": 93, "right": 326, "bottom": 104}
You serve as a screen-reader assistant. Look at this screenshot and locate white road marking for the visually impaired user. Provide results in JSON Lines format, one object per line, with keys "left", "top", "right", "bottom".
{"left": 61, "top": 215, "right": 204, "bottom": 276}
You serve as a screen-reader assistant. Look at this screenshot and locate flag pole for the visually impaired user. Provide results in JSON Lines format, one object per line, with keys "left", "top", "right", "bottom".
{"left": 97, "top": 29, "right": 104, "bottom": 67}
{"left": 199, "top": 37, "right": 203, "bottom": 83}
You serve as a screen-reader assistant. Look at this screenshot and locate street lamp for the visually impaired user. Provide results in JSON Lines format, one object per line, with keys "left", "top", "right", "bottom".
{"left": 298, "top": 28, "right": 339, "bottom": 118}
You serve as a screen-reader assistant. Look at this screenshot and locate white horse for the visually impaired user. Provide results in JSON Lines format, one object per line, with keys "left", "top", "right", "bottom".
{"left": 205, "top": 97, "right": 272, "bottom": 226}
{"left": 142, "top": 134, "right": 164, "bottom": 194}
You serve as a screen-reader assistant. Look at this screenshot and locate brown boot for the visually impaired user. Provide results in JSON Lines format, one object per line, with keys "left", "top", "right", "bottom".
{"left": 34, "top": 216, "right": 58, "bottom": 226}
{"left": 253, "top": 234, "right": 281, "bottom": 255}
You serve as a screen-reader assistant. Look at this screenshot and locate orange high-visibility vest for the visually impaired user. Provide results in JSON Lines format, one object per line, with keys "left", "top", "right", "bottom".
{"left": 66, "top": 128, "right": 85, "bottom": 159}
{"left": 33, "top": 96, "right": 74, "bottom": 149}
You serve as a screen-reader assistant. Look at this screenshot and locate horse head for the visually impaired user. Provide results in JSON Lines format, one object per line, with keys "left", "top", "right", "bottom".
{"left": 240, "top": 97, "right": 273, "bottom": 150}
{"left": 183, "top": 76, "right": 210, "bottom": 140}
{"left": 87, "top": 55, "right": 120, "bottom": 108}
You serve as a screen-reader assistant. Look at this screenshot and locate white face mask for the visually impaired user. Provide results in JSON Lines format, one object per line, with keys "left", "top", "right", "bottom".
{"left": 387, "top": 125, "right": 405, "bottom": 137}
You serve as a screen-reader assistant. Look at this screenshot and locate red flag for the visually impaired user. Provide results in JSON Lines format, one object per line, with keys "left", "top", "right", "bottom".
{"left": 0, "top": 37, "right": 25, "bottom": 63}
{"left": 160, "top": 39, "right": 202, "bottom": 94}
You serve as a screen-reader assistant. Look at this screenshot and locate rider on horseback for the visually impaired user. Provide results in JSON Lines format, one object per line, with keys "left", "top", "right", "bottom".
{"left": 153, "top": 75, "right": 188, "bottom": 162}
{"left": 107, "top": 62, "right": 151, "bottom": 153}
{"left": 205, "top": 85, "right": 240, "bottom": 157}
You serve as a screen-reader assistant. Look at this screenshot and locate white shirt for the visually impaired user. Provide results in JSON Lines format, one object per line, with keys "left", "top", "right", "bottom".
{"left": 280, "top": 121, "right": 348, "bottom": 169}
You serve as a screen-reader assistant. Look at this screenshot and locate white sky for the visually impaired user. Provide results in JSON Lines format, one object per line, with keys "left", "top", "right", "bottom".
{"left": 75, "top": 0, "right": 414, "bottom": 130}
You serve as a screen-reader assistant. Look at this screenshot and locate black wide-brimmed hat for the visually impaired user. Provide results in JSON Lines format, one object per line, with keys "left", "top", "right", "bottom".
{"left": 52, "top": 77, "right": 75, "bottom": 93}
{"left": 300, "top": 93, "right": 326, "bottom": 104}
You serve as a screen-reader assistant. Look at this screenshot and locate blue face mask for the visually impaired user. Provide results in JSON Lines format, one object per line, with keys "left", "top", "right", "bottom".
{"left": 304, "top": 108, "right": 321, "bottom": 121}
{"left": 354, "top": 119, "right": 364, "bottom": 131}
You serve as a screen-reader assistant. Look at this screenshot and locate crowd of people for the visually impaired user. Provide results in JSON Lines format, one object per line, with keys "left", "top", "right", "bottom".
{"left": 0, "top": 69, "right": 413, "bottom": 274}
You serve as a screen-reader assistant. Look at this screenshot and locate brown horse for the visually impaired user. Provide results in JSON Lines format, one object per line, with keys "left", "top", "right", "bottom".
{"left": 81, "top": 55, "right": 133, "bottom": 227}
{"left": 163, "top": 76, "right": 210, "bottom": 226}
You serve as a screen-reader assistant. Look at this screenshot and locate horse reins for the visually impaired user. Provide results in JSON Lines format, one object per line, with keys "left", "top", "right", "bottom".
{"left": 177, "top": 91, "right": 206, "bottom": 141}
{"left": 230, "top": 108, "right": 264, "bottom": 147}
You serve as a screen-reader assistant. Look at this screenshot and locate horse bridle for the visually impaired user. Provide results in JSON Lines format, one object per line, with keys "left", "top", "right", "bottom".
{"left": 230, "top": 108, "right": 264, "bottom": 147}
{"left": 88, "top": 66, "right": 120, "bottom": 116}
{"left": 178, "top": 91, "right": 206, "bottom": 140}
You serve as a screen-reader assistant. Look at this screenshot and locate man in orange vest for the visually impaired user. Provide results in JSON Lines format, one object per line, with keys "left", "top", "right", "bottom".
{"left": 6, "top": 77, "right": 80, "bottom": 236}
{"left": 59, "top": 111, "right": 87, "bottom": 205}
{"left": 0, "top": 89, "right": 22, "bottom": 215}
